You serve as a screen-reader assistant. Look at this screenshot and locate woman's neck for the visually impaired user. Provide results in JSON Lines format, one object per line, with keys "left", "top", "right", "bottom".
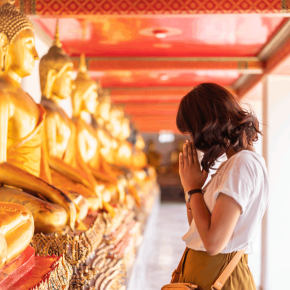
{"left": 226, "top": 144, "right": 256, "bottom": 159}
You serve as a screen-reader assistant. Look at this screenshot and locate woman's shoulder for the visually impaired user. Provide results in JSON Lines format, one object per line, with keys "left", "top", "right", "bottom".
{"left": 223, "top": 150, "right": 267, "bottom": 180}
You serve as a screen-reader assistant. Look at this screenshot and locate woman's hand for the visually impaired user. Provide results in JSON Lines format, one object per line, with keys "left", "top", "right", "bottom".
{"left": 179, "top": 140, "right": 208, "bottom": 192}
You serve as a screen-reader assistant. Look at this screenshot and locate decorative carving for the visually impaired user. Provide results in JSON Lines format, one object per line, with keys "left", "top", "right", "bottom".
{"left": 30, "top": 255, "right": 73, "bottom": 290}
{"left": 31, "top": 214, "right": 105, "bottom": 266}
{"left": 2, "top": 0, "right": 286, "bottom": 16}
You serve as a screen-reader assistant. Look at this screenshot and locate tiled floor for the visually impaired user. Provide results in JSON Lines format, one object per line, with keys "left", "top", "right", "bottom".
{"left": 128, "top": 199, "right": 189, "bottom": 290}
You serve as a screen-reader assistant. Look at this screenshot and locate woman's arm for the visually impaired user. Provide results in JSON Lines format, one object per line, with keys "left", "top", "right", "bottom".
{"left": 180, "top": 140, "right": 241, "bottom": 256}
{"left": 189, "top": 192, "right": 241, "bottom": 256}
{"left": 186, "top": 206, "right": 193, "bottom": 225}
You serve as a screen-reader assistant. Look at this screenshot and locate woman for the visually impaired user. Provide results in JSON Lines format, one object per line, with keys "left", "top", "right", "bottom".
{"left": 176, "top": 83, "right": 268, "bottom": 290}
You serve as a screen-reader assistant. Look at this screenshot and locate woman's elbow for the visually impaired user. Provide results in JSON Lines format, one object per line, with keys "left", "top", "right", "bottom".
{"left": 205, "top": 243, "right": 223, "bottom": 256}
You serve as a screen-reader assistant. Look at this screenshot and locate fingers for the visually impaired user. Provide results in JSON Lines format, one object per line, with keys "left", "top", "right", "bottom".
{"left": 183, "top": 142, "right": 189, "bottom": 166}
{"left": 179, "top": 152, "right": 184, "bottom": 170}
{"left": 186, "top": 139, "right": 194, "bottom": 165}
{"left": 191, "top": 140, "right": 199, "bottom": 165}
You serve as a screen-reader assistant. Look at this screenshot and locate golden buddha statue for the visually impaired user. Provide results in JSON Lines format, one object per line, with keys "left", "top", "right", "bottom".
{"left": 94, "top": 103, "right": 147, "bottom": 206}
{"left": 0, "top": 1, "right": 76, "bottom": 233}
{"left": 71, "top": 54, "right": 117, "bottom": 214}
{"left": 39, "top": 22, "right": 101, "bottom": 220}
{"left": 169, "top": 139, "right": 184, "bottom": 175}
{"left": 92, "top": 91, "right": 122, "bottom": 175}
{"left": 0, "top": 202, "right": 34, "bottom": 270}
{"left": 133, "top": 133, "right": 149, "bottom": 170}
{"left": 146, "top": 139, "right": 162, "bottom": 172}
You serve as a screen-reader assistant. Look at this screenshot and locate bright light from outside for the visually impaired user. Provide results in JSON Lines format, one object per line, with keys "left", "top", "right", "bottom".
{"left": 158, "top": 130, "right": 175, "bottom": 143}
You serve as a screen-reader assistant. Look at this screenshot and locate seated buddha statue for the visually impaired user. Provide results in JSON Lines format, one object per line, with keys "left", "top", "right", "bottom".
{"left": 97, "top": 104, "right": 146, "bottom": 206}
{"left": 71, "top": 55, "right": 117, "bottom": 215}
{"left": 39, "top": 22, "right": 101, "bottom": 219}
{"left": 106, "top": 105, "right": 135, "bottom": 169}
{"left": 0, "top": 202, "right": 34, "bottom": 270}
{"left": 146, "top": 139, "right": 162, "bottom": 172}
{"left": 91, "top": 91, "right": 126, "bottom": 179}
{"left": 133, "top": 133, "right": 150, "bottom": 170}
{"left": 0, "top": 1, "right": 76, "bottom": 233}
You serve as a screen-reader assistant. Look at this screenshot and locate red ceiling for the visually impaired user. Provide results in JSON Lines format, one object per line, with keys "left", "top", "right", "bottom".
{"left": 271, "top": 54, "right": 290, "bottom": 75}
{"left": 89, "top": 69, "right": 240, "bottom": 88}
{"left": 32, "top": 14, "right": 288, "bottom": 133}
{"left": 34, "top": 16, "right": 285, "bottom": 57}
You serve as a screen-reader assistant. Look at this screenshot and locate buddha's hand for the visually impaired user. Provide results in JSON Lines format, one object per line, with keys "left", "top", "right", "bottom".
{"left": 179, "top": 140, "right": 208, "bottom": 193}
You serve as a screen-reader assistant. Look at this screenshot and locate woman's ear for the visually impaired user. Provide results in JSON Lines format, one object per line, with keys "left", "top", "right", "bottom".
{"left": 0, "top": 32, "right": 9, "bottom": 72}
{"left": 44, "top": 69, "right": 57, "bottom": 98}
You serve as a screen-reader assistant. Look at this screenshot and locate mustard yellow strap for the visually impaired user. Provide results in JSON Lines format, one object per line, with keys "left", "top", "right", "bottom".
{"left": 211, "top": 248, "right": 246, "bottom": 290}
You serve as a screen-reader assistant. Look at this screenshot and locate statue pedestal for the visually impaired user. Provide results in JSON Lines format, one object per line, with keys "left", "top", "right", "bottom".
{"left": 0, "top": 246, "right": 35, "bottom": 290}
{"left": 9, "top": 254, "right": 72, "bottom": 290}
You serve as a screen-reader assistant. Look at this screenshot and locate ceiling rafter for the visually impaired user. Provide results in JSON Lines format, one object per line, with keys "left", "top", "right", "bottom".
{"left": 72, "top": 57, "right": 263, "bottom": 74}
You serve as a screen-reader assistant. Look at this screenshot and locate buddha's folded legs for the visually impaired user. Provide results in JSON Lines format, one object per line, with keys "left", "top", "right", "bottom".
{"left": 0, "top": 187, "right": 68, "bottom": 234}
{"left": 5, "top": 217, "right": 34, "bottom": 264}
{"left": 0, "top": 202, "right": 34, "bottom": 268}
{"left": 51, "top": 169, "right": 101, "bottom": 211}
{"left": 0, "top": 233, "right": 7, "bottom": 269}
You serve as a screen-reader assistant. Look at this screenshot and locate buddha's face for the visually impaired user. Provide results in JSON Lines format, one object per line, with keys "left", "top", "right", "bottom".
{"left": 52, "top": 66, "right": 73, "bottom": 99}
{"left": 8, "top": 29, "right": 39, "bottom": 78}
{"left": 83, "top": 89, "right": 98, "bottom": 114}
{"left": 99, "top": 101, "right": 111, "bottom": 121}
{"left": 0, "top": 33, "right": 9, "bottom": 72}
{"left": 121, "top": 118, "right": 131, "bottom": 140}
{"left": 136, "top": 134, "right": 145, "bottom": 150}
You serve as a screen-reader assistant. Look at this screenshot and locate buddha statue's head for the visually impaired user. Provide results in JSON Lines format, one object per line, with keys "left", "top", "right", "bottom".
{"left": 148, "top": 139, "right": 156, "bottom": 151}
{"left": 39, "top": 20, "right": 73, "bottom": 100}
{"left": 120, "top": 116, "right": 131, "bottom": 141}
{"left": 136, "top": 134, "right": 145, "bottom": 150}
{"left": 0, "top": 0, "right": 38, "bottom": 80}
{"left": 72, "top": 54, "right": 98, "bottom": 117}
{"left": 95, "top": 88, "right": 111, "bottom": 122}
{"left": 109, "top": 105, "right": 125, "bottom": 138}
{"left": 0, "top": 30, "right": 8, "bottom": 73}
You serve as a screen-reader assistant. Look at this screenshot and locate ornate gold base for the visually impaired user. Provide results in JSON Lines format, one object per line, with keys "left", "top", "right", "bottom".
{"left": 9, "top": 254, "right": 72, "bottom": 290}
{"left": 31, "top": 213, "right": 106, "bottom": 289}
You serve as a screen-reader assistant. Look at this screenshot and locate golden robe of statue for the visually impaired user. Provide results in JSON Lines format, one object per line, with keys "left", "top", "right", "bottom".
{"left": 39, "top": 22, "right": 103, "bottom": 222}
{"left": 0, "top": 1, "right": 76, "bottom": 235}
{"left": 70, "top": 55, "right": 119, "bottom": 216}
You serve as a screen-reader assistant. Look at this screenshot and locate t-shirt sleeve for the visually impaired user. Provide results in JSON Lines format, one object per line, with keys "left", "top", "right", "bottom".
{"left": 213, "top": 154, "right": 255, "bottom": 215}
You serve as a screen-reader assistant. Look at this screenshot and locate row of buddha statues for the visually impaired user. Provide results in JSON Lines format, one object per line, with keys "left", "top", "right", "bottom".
{"left": 0, "top": 1, "right": 158, "bottom": 289}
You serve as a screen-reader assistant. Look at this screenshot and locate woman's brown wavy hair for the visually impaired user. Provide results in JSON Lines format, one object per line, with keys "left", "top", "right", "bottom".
{"left": 176, "top": 83, "right": 261, "bottom": 172}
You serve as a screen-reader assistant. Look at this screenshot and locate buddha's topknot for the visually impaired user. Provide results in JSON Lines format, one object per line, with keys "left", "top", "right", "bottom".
{"left": 0, "top": 0, "right": 34, "bottom": 44}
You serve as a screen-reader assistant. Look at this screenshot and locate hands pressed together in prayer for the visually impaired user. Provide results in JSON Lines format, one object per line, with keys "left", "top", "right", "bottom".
{"left": 179, "top": 139, "right": 208, "bottom": 193}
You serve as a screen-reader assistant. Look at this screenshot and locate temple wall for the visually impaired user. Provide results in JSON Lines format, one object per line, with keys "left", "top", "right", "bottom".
{"left": 262, "top": 75, "right": 290, "bottom": 289}
{"left": 242, "top": 82, "right": 263, "bottom": 289}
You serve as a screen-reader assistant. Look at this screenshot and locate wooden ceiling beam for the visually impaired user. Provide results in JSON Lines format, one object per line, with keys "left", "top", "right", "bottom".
{"left": 74, "top": 57, "right": 264, "bottom": 74}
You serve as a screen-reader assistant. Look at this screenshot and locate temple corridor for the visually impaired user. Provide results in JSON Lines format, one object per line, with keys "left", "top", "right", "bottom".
{"left": 128, "top": 201, "right": 188, "bottom": 290}
{"left": 1, "top": 1, "right": 290, "bottom": 289}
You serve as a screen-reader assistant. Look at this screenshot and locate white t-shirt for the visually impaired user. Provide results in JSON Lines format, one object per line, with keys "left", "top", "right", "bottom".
{"left": 182, "top": 150, "right": 269, "bottom": 254}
